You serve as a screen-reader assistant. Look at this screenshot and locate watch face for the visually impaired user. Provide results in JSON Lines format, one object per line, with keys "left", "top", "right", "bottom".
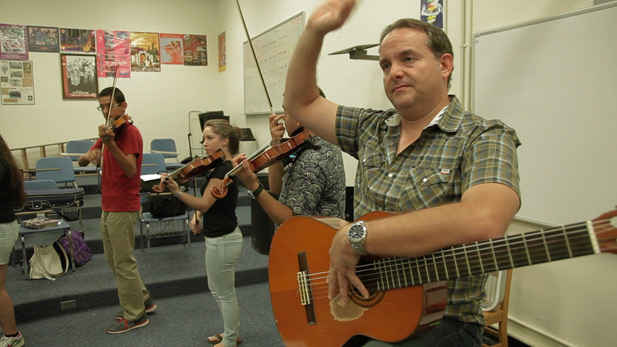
{"left": 349, "top": 224, "right": 365, "bottom": 241}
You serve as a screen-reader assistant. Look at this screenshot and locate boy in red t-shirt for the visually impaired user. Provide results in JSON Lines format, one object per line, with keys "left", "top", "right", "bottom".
{"left": 79, "top": 87, "right": 156, "bottom": 334}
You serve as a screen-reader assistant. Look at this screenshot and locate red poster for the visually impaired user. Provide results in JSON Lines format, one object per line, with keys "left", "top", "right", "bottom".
{"left": 96, "top": 30, "right": 131, "bottom": 78}
{"left": 183, "top": 34, "right": 207, "bottom": 66}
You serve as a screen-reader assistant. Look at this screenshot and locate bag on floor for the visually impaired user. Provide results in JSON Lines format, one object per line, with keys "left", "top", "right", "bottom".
{"left": 58, "top": 231, "right": 91, "bottom": 267}
{"left": 29, "top": 242, "right": 69, "bottom": 281}
{"left": 149, "top": 193, "right": 187, "bottom": 218}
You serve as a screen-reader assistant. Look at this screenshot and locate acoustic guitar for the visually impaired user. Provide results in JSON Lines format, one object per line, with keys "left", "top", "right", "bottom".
{"left": 268, "top": 210, "right": 617, "bottom": 346}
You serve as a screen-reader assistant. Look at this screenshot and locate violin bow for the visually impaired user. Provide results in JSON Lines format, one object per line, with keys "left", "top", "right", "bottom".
{"left": 105, "top": 66, "right": 120, "bottom": 129}
{"left": 235, "top": 0, "right": 275, "bottom": 115}
{"left": 99, "top": 66, "right": 119, "bottom": 173}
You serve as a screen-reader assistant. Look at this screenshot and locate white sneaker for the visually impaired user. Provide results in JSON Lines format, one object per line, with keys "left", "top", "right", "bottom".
{"left": 0, "top": 332, "right": 25, "bottom": 347}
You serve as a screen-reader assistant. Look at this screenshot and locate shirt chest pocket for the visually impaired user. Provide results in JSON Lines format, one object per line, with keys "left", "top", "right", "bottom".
{"left": 404, "top": 166, "right": 458, "bottom": 209}
{"left": 360, "top": 152, "right": 385, "bottom": 175}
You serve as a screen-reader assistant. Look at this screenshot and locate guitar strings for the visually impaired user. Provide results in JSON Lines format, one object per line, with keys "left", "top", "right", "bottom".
{"left": 299, "top": 217, "right": 613, "bottom": 301}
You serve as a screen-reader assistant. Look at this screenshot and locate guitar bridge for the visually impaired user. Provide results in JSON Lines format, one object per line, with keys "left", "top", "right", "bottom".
{"left": 297, "top": 271, "right": 311, "bottom": 305}
{"left": 297, "top": 251, "right": 316, "bottom": 324}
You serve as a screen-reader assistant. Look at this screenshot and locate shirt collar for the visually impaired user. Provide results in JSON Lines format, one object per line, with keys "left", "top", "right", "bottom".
{"left": 383, "top": 95, "right": 465, "bottom": 133}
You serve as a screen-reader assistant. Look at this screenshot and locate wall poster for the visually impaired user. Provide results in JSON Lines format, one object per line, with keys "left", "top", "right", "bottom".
{"left": 96, "top": 30, "right": 131, "bottom": 78}
{"left": 130, "top": 32, "right": 161, "bottom": 72}
{"left": 183, "top": 34, "right": 207, "bottom": 66}
{"left": 218, "top": 32, "right": 226, "bottom": 72}
{"left": 160, "top": 33, "right": 184, "bottom": 65}
{"left": 60, "top": 54, "right": 98, "bottom": 99}
{"left": 420, "top": 0, "right": 444, "bottom": 29}
{"left": 27, "top": 26, "right": 59, "bottom": 53}
{"left": 60, "top": 28, "right": 96, "bottom": 54}
{"left": 0, "top": 24, "right": 28, "bottom": 60}
{"left": 0, "top": 60, "right": 35, "bottom": 105}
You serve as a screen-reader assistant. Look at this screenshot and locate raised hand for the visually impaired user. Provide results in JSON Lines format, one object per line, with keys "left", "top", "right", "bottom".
{"left": 269, "top": 113, "right": 286, "bottom": 143}
{"left": 307, "top": 0, "right": 356, "bottom": 36}
{"left": 98, "top": 124, "right": 115, "bottom": 144}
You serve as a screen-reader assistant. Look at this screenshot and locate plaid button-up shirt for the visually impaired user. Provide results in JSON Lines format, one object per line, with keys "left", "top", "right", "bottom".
{"left": 336, "top": 96, "right": 521, "bottom": 325}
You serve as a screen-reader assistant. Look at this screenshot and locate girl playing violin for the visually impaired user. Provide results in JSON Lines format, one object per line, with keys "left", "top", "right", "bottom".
{"left": 160, "top": 119, "right": 244, "bottom": 347}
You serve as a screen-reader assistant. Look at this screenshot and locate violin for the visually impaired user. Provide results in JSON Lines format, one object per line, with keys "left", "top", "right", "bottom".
{"left": 110, "top": 114, "right": 133, "bottom": 131}
{"left": 101, "top": 114, "right": 132, "bottom": 142}
{"left": 211, "top": 130, "right": 311, "bottom": 198}
{"left": 152, "top": 150, "right": 225, "bottom": 193}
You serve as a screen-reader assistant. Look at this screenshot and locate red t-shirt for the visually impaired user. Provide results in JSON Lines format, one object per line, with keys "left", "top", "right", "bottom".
{"left": 92, "top": 124, "right": 143, "bottom": 212}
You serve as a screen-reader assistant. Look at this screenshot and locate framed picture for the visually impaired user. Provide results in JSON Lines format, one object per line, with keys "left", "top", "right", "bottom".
{"left": 60, "top": 54, "right": 98, "bottom": 99}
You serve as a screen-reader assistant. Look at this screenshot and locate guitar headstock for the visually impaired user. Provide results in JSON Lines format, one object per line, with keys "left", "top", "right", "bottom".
{"left": 593, "top": 209, "right": 617, "bottom": 254}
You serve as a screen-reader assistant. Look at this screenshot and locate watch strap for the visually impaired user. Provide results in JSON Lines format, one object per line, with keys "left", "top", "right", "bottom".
{"left": 249, "top": 183, "right": 264, "bottom": 199}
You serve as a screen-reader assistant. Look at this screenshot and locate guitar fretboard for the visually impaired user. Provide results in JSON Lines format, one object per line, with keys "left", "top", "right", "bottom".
{"left": 368, "top": 221, "right": 597, "bottom": 291}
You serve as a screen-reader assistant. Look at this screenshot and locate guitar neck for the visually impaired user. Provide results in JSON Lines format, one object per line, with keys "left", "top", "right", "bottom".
{"left": 369, "top": 220, "right": 598, "bottom": 291}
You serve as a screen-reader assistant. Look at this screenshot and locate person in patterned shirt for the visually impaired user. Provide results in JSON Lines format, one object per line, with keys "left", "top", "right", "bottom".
{"left": 232, "top": 90, "right": 346, "bottom": 226}
{"left": 282, "top": 1, "right": 521, "bottom": 346}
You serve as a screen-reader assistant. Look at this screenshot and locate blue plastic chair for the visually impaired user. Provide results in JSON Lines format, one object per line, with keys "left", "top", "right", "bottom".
{"left": 150, "top": 138, "right": 183, "bottom": 171}
{"left": 141, "top": 153, "right": 167, "bottom": 175}
{"left": 65, "top": 140, "right": 100, "bottom": 176}
{"left": 24, "top": 179, "right": 57, "bottom": 191}
{"left": 34, "top": 157, "right": 77, "bottom": 188}
{"left": 31, "top": 157, "right": 84, "bottom": 230}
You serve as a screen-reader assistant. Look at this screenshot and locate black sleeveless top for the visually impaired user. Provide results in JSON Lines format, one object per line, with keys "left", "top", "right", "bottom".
{"left": 199, "top": 160, "right": 238, "bottom": 237}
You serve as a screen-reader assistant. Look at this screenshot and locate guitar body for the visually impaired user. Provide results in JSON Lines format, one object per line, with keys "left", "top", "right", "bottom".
{"left": 269, "top": 213, "right": 447, "bottom": 346}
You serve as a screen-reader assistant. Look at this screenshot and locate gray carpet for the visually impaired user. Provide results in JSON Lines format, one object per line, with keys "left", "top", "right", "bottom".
{"left": 15, "top": 282, "right": 284, "bottom": 346}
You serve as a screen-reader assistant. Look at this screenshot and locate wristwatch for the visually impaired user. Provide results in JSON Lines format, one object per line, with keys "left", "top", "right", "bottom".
{"left": 347, "top": 221, "right": 368, "bottom": 255}
{"left": 247, "top": 183, "right": 264, "bottom": 199}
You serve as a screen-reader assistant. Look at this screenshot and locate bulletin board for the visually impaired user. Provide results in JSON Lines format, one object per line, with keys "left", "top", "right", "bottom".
{"left": 472, "top": 3, "right": 617, "bottom": 225}
{"left": 243, "top": 11, "right": 305, "bottom": 115}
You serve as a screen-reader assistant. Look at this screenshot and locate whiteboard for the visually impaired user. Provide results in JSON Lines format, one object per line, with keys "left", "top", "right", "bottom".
{"left": 243, "top": 12, "right": 305, "bottom": 115}
{"left": 473, "top": 2, "right": 617, "bottom": 225}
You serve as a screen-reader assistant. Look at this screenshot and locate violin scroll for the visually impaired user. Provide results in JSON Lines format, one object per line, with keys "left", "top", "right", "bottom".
{"left": 211, "top": 176, "right": 233, "bottom": 198}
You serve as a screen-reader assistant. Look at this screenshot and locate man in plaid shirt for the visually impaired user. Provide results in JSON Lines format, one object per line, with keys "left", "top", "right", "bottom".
{"left": 282, "top": 1, "right": 521, "bottom": 346}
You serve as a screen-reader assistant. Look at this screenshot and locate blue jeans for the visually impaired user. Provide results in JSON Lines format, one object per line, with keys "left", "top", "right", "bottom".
{"left": 206, "top": 227, "right": 243, "bottom": 347}
{"left": 360, "top": 317, "right": 483, "bottom": 347}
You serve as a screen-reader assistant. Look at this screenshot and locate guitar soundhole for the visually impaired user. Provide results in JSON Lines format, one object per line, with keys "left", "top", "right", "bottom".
{"left": 349, "top": 257, "right": 384, "bottom": 307}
